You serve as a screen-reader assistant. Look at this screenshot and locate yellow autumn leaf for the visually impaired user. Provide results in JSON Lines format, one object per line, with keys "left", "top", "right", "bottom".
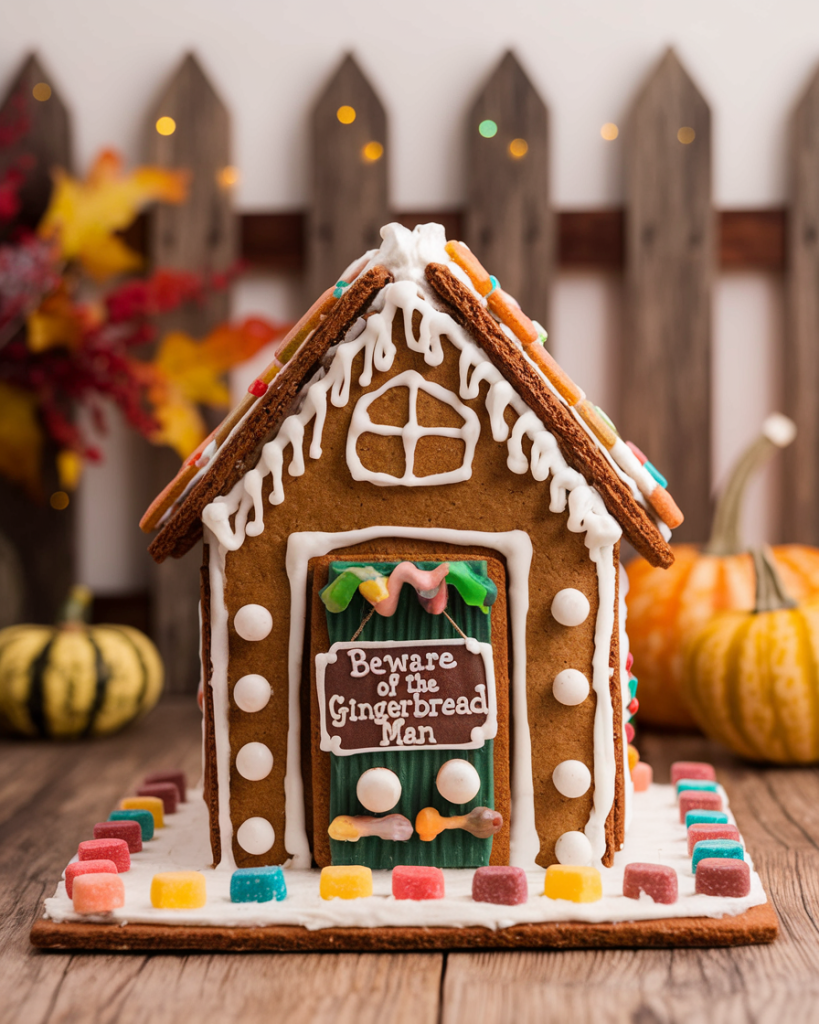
{"left": 0, "top": 382, "right": 44, "bottom": 499}
{"left": 149, "top": 383, "right": 209, "bottom": 460}
{"left": 38, "top": 149, "right": 189, "bottom": 281}
{"left": 153, "top": 331, "right": 231, "bottom": 407}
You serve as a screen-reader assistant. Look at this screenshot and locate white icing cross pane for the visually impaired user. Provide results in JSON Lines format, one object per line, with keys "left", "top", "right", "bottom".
{"left": 346, "top": 369, "right": 480, "bottom": 487}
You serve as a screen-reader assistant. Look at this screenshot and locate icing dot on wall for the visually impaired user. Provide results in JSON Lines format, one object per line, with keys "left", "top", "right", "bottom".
{"left": 436, "top": 759, "right": 481, "bottom": 804}
{"left": 552, "top": 760, "right": 592, "bottom": 798}
{"left": 554, "top": 830, "right": 593, "bottom": 866}
{"left": 235, "top": 742, "right": 274, "bottom": 781}
{"left": 233, "top": 674, "right": 272, "bottom": 713}
{"left": 552, "top": 669, "right": 590, "bottom": 706}
{"left": 234, "top": 604, "right": 273, "bottom": 641}
{"left": 356, "top": 768, "right": 402, "bottom": 813}
{"left": 551, "top": 589, "right": 590, "bottom": 627}
{"left": 236, "top": 816, "right": 275, "bottom": 855}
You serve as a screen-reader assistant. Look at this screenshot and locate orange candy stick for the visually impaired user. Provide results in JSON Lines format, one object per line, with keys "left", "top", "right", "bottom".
{"left": 648, "top": 485, "right": 685, "bottom": 530}
{"left": 445, "top": 240, "right": 493, "bottom": 295}
{"left": 415, "top": 806, "right": 503, "bottom": 842}
{"left": 576, "top": 399, "right": 618, "bottom": 450}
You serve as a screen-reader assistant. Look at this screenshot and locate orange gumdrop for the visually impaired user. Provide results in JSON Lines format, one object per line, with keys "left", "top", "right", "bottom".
{"left": 415, "top": 807, "right": 446, "bottom": 842}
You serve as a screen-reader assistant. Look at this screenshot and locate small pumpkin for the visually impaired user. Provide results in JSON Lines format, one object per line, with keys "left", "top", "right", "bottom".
{"left": 0, "top": 586, "right": 163, "bottom": 739}
{"left": 683, "top": 549, "right": 819, "bottom": 764}
{"left": 626, "top": 414, "right": 819, "bottom": 729}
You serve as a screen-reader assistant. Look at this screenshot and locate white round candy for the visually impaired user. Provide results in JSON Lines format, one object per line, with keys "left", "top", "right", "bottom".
{"left": 552, "top": 669, "right": 590, "bottom": 706}
{"left": 436, "top": 759, "right": 481, "bottom": 804}
{"left": 554, "top": 830, "right": 593, "bottom": 866}
{"left": 552, "top": 759, "right": 592, "bottom": 798}
{"left": 234, "top": 604, "right": 273, "bottom": 641}
{"left": 235, "top": 742, "right": 274, "bottom": 781}
{"left": 233, "top": 674, "right": 272, "bottom": 713}
{"left": 551, "top": 589, "right": 590, "bottom": 627}
{"left": 236, "top": 816, "right": 275, "bottom": 855}
{"left": 356, "top": 768, "right": 402, "bottom": 813}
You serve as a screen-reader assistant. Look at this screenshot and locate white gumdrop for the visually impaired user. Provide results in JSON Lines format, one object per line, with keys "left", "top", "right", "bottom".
{"left": 235, "top": 741, "right": 274, "bottom": 781}
{"left": 551, "top": 588, "right": 590, "bottom": 627}
{"left": 436, "top": 759, "right": 481, "bottom": 804}
{"left": 552, "top": 669, "right": 590, "bottom": 706}
{"left": 356, "top": 767, "right": 402, "bottom": 813}
{"left": 552, "top": 759, "right": 592, "bottom": 798}
{"left": 554, "top": 830, "right": 593, "bottom": 866}
{"left": 233, "top": 674, "right": 272, "bottom": 713}
{"left": 236, "top": 816, "right": 275, "bottom": 855}
{"left": 234, "top": 604, "right": 273, "bottom": 641}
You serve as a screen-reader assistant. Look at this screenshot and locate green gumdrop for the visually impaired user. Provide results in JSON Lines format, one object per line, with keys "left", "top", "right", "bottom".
{"left": 320, "top": 566, "right": 384, "bottom": 614}
{"left": 629, "top": 676, "right": 639, "bottom": 698}
{"left": 446, "top": 561, "right": 498, "bottom": 614}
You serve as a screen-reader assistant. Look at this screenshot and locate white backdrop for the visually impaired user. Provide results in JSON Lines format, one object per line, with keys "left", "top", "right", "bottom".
{"left": 2, "top": 0, "right": 808, "bottom": 591}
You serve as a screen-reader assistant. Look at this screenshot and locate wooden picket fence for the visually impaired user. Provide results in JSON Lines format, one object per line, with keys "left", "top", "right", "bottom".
{"left": 2, "top": 47, "right": 818, "bottom": 692}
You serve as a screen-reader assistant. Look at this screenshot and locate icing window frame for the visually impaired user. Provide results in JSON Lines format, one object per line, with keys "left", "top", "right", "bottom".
{"left": 346, "top": 370, "right": 480, "bottom": 487}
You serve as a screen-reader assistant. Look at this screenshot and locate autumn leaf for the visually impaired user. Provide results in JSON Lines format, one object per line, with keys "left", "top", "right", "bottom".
{"left": 0, "top": 382, "right": 44, "bottom": 499}
{"left": 38, "top": 149, "right": 189, "bottom": 280}
{"left": 26, "top": 285, "right": 99, "bottom": 353}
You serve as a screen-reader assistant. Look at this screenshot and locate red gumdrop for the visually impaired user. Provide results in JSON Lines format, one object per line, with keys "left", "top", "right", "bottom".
{"left": 623, "top": 862, "right": 678, "bottom": 904}
{"left": 392, "top": 865, "right": 445, "bottom": 901}
{"left": 625, "top": 722, "right": 635, "bottom": 743}
{"left": 625, "top": 651, "right": 634, "bottom": 673}
{"left": 695, "top": 858, "right": 751, "bottom": 898}
{"left": 137, "top": 782, "right": 179, "bottom": 814}
{"left": 626, "top": 440, "right": 648, "bottom": 465}
{"left": 65, "top": 859, "right": 118, "bottom": 898}
{"left": 94, "top": 820, "right": 142, "bottom": 853}
{"left": 679, "top": 790, "right": 723, "bottom": 824}
{"left": 248, "top": 378, "right": 268, "bottom": 397}
{"left": 628, "top": 698, "right": 639, "bottom": 714}
{"left": 671, "top": 761, "right": 716, "bottom": 785}
{"left": 144, "top": 771, "right": 187, "bottom": 803}
{"left": 687, "top": 822, "right": 740, "bottom": 856}
{"left": 72, "top": 872, "right": 126, "bottom": 914}
{"left": 472, "top": 865, "right": 529, "bottom": 906}
{"left": 78, "top": 838, "right": 130, "bottom": 872}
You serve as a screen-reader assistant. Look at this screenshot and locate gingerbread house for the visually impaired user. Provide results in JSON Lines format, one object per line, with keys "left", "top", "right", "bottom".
{"left": 141, "top": 223, "right": 681, "bottom": 876}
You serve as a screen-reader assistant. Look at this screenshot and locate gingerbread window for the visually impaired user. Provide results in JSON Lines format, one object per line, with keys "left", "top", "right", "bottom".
{"left": 346, "top": 370, "right": 479, "bottom": 486}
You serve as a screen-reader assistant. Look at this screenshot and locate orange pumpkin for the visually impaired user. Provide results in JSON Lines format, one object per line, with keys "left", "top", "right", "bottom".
{"left": 626, "top": 415, "right": 819, "bottom": 730}
{"left": 683, "top": 549, "right": 819, "bottom": 764}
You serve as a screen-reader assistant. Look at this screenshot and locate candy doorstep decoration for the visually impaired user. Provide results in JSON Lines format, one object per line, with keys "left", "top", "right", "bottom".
{"left": 34, "top": 223, "right": 777, "bottom": 951}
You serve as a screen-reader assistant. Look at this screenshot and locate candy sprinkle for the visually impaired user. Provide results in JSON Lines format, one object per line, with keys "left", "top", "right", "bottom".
{"left": 248, "top": 379, "right": 268, "bottom": 398}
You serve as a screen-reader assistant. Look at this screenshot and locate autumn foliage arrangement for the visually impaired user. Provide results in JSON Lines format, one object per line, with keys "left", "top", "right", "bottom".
{"left": 0, "top": 145, "right": 289, "bottom": 500}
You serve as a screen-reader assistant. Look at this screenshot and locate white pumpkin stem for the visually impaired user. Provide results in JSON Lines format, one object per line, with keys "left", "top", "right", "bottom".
{"left": 705, "top": 414, "right": 797, "bottom": 557}
{"left": 753, "top": 547, "right": 797, "bottom": 613}
{"left": 58, "top": 584, "right": 93, "bottom": 628}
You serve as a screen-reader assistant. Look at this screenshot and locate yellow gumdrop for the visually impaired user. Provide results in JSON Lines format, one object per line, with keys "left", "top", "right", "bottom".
{"left": 150, "top": 871, "right": 207, "bottom": 909}
{"left": 627, "top": 744, "right": 640, "bottom": 772}
{"left": 121, "top": 796, "right": 164, "bottom": 828}
{"left": 544, "top": 865, "right": 603, "bottom": 903}
{"left": 319, "top": 865, "right": 373, "bottom": 900}
{"left": 359, "top": 578, "right": 390, "bottom": 605}
{"left": 328, "top": 816, "right": 360, "bottom": 841}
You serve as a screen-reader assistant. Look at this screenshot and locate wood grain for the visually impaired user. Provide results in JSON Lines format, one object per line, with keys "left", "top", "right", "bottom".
{"left": 307, "top": 54, "right": 388, "bottom": 300}
{"left": 784, "top": 66, "right": 819, "bottom": 544}
{"left": 0, "top": 54, "right": 74, "bottom": 625}
{"left": 465, "top": 51, "right": 553, "bottom": 327}
{"left": 622, "top": 48, "right": 714, "bottom": 545}
{"left": 144, "top": 53, "right": 237, "bottom": 693}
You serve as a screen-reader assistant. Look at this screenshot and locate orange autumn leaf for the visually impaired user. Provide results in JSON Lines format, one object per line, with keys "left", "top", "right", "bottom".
{"left": 0, "top": 382, "right": 44, "bottom": 499}
{"left": 38, "top": 149, "right": 189, "bottom": 281}
{"left": 26, "top": 285, "right": 100, "bottom": 353}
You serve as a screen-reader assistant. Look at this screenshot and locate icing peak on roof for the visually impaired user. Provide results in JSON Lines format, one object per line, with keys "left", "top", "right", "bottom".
{"left": 355, "top": 223, "right": 469, "bottom": 300}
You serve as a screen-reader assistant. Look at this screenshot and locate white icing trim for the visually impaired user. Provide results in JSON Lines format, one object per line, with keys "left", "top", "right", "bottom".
{"left": 285, "top": 527, "right": 538, "bottom": 868}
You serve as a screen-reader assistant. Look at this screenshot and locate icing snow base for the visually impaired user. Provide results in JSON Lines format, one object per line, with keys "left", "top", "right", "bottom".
{"left": 43, "top": 782, "right": 767, "bottom": 932}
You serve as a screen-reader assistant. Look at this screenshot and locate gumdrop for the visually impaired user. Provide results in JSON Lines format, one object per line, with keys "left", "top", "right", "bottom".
{"left": 679, "top": 790, "right": 723, "bottom": 823}
{"left": 695, "top": 858, "right": 751, "bottom": 897}
{"left": 72, "top": 873, "right": 125, "bottom": 914}
{"left": 109, "top": 808, "right": 155, "bottom": 841}
{"left": 627, "top": 745, "right": 640, "bottom": 771}
{"left": 230, "top": 866, "right": 287, "bottom": 903}
{"left": 687, "top": 822, "right": 740, "bottom": 856}
{"left": 137, "top": 782, "right": 178, "bottom": 814}
{"left": 671, "top": 761, "right": 716, "bottom": 785}
{"left": 544, "top": 865, "right": 602, "bottom": 903}
{"left": 78, "top": 838, "right": 130, "bottom": 872}
{"left": 120, "top": 796, "right": 164, "bottom": 828}
{"left": 392, "top": 865, "right": 446, "bottom": 901}
{"left": 625, "top": 722, "right": 635, "bottom": 743}
{"left": 676, "top": 778, "right": 718, "bottom": 796}
{"left": 631, "top": 761, "right": 653, "bottom": 792}
{"left": 319, "top": 865, "right": 373, "bottom": 900}
{"left": 64, "top": 859, "right": 117, "bottom": 899}
{"left": 685, "top": 809, "right": 729, "bottom": 829}
{"left": 144, "top": 770, "right": 187, "bottom": 802}
{"left": 472, "top": 865, "right": 529, "bottom": 906}
{"left": 150, "top": 871, "right": 207, "bottom": 909}
{"left": 94, "top": 820, "right": 142, "bottom": 853}
{"left": 623, "top": 863, "right": 678, "bottom": 904}
{"left": 692, "top": 839, "right": 744, "bottom": 873}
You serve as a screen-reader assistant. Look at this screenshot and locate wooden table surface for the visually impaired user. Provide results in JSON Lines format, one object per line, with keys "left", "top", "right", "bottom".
{"left": 2, "top": 698, "right": 818, "bottom": 1024}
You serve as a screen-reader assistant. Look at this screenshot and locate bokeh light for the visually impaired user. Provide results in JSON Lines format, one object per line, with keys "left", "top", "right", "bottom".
{"left": 337, "top": 105, "right": 356, "bottom": 125}
{"left": 509, "top": 138, "right": 529, "bottom": 159}
{"left": 478, "top": 119, "right": 498, "bottom": 138}
{"left": 32, "top": 82, "right": 51, "bottom": 102}
{"left": 600, "top": 123, "right": 619, "bottom": 141}
{"left": 362, "top": 141, "right": 384, "bottom": 163}
{"left": 217, "top": 166, "right": 240, "bottom": 188}
{"left": 50, "top": 491, "right": 70, "bottom": 511}
{"left": 677, "top": 126, "right": 696, "bottom": 144}
{"left": 155, "top": 116, "right": 176, "bottom": 136}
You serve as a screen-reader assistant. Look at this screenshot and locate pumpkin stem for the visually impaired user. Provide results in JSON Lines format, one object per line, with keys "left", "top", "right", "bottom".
{"left": 753, "top": 547, "right": 798, "bottom": 613}
{"left": 705, "top": 414, "right": 797, "bottom": 556}
{"left": 58, "top": 584, "right": 94, "bottom": 628}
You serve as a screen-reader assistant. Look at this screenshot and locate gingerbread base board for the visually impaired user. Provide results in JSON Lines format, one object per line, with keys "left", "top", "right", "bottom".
{"left": 32, "top": 783, "right": 778, "bottom": 951}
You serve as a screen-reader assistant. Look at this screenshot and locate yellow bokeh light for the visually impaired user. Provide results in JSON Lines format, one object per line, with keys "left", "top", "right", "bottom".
{"left": 155, "top": 116, "right": 177, "bottom": 136}
{"left": 217, "top": 165, "right": 240, "bottom": 188}
{"left": 677, "top": 126, "right": 696, "bottom": 144}
{"left": 600, "top": 122, "right": 619, "bottom": 141}
{"left": 32, "top": 82, "right": 52, "bottom": 102}
{"left": 509, "top": 138, "right": 529, "bottom": 159}
{"left": 337, "top": 105, "right": 356, "bottom": 125}
{"left": 50, "top": 491, "right": 70, "bottom": 511}
{"left": 362, "top": 141, "right": 384, "bottom": 163}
